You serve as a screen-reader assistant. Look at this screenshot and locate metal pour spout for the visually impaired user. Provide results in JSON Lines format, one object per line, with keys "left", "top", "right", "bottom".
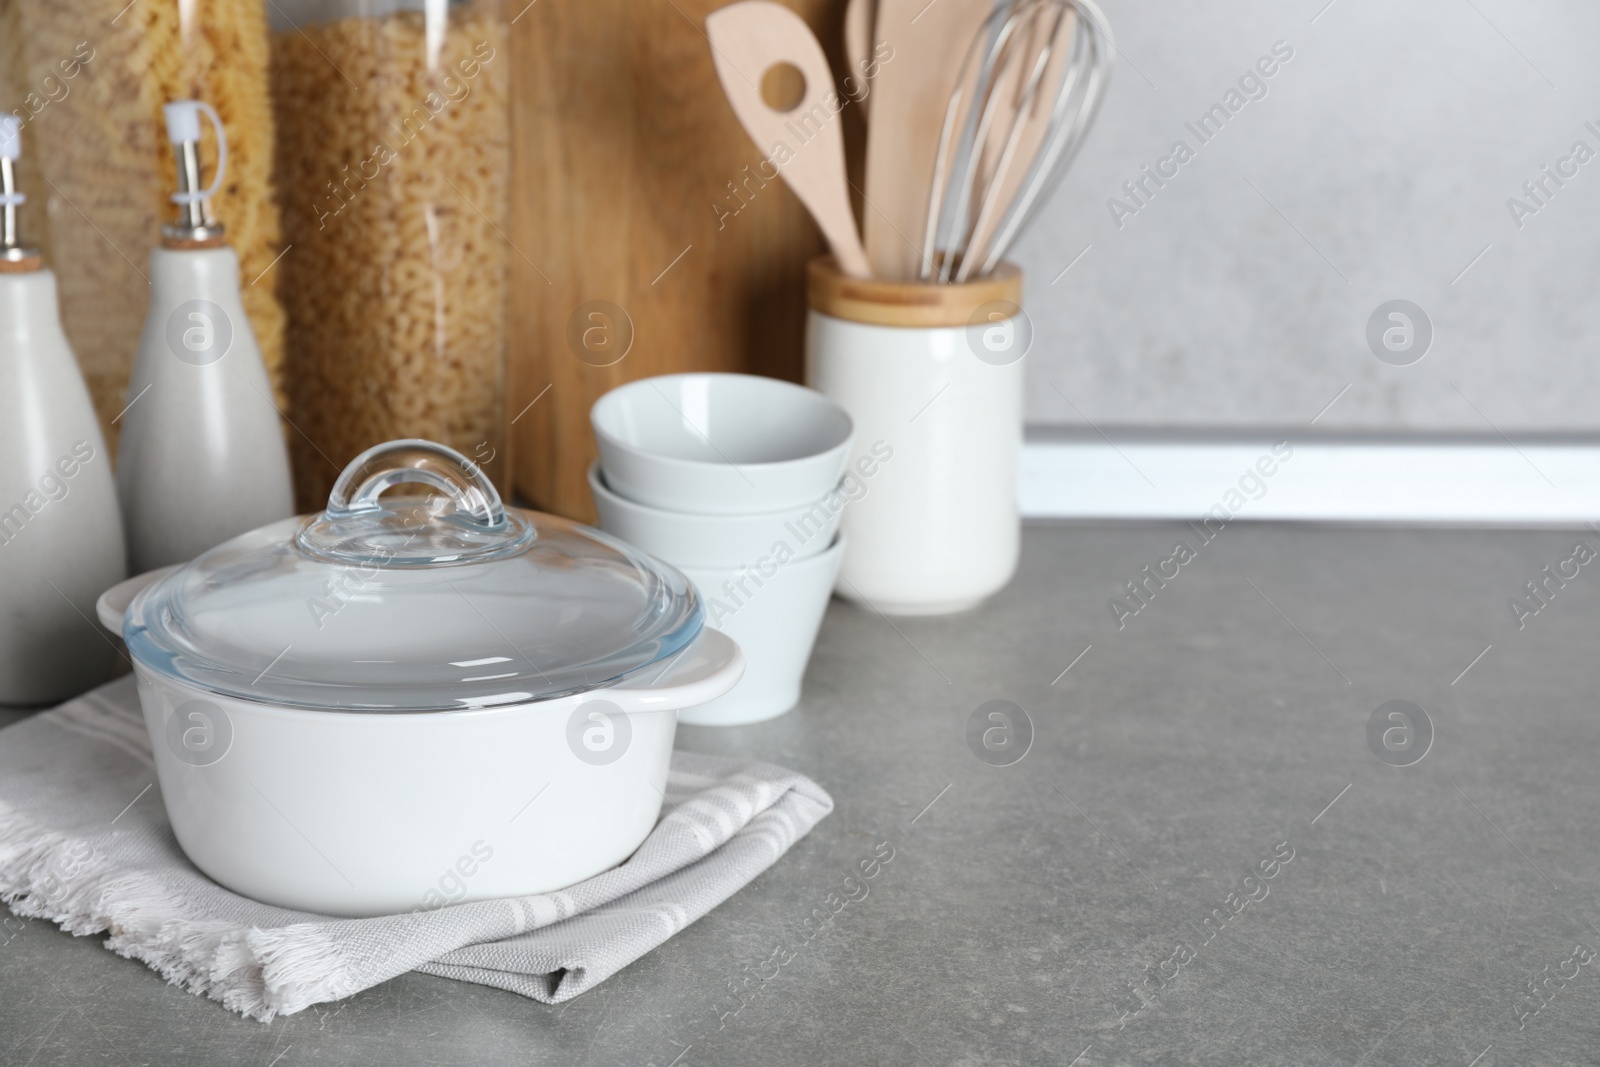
{"left": 162, "top": 99, "right": 228, "bottom": 245}
{"left": 0, "top": 116, "right": 41, "bottom": 271}
{"left": 173, "top": 137, "right": 210, "bottom": 233}
{"left": 1, "top": 153, "right": 19, "bottom": 251}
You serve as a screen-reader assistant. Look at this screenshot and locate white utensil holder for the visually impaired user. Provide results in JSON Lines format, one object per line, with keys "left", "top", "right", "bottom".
{"left": 803, "top": 256, "right": 1025, "bottom": 615}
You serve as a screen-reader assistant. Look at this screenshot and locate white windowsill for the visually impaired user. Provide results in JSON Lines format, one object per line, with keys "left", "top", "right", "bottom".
{"left": 1021, "top": 430, "right": 1600, "bottom": 526}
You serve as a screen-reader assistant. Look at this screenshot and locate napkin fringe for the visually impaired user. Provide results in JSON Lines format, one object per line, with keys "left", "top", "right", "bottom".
{"left": 247, "top": 925, "right": 364, "bottom": 1017}
{"left": 0, "top": 799, "right": 355, "bottom": 1021}
{"left": 0, "top": 799, "right": 130, "bottom": 937}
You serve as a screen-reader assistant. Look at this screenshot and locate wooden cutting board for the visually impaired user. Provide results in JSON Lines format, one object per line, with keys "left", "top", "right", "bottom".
{"left": 508, "top": 0, "right": 862, "bottom": 521}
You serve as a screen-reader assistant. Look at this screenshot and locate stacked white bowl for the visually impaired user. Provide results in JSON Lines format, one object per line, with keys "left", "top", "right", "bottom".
{"left": 589, "top": 373, "right": 854, "bottom": 725}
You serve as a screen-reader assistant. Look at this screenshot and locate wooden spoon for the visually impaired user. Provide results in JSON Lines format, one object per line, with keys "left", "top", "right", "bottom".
{"left": 707, "top": 1, "right": 872, "bottom": 278}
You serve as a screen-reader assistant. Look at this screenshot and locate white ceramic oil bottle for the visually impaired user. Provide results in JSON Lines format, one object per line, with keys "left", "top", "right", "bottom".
{"left": 0, "top": 117, "right": 127, "bottom": 704}
{"left": 117, "top": 100, "right": 293, "bottom": 572}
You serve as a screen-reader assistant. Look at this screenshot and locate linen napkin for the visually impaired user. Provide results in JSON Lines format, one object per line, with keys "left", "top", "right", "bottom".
{"left": 0, "top": 676, "right": 832, "bottom": 1021}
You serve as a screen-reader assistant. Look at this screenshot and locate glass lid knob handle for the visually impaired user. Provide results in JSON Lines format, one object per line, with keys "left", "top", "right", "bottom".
{"left": 325, "top": 439, "right": 506, "bottom": 529}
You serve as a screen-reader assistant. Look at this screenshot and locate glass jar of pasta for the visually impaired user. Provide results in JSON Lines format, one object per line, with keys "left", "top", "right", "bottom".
{"left": 268, "top": 0, "right": 511, "bottom": 507}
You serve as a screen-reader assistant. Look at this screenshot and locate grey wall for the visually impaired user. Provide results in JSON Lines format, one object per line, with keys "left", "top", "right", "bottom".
{"left": 1014, "top": 0, "right": 1600, "bottom": 433}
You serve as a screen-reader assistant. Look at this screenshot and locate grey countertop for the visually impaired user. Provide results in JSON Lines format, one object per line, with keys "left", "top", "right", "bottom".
{"left": 3, "top": 521, "right": 1599, "bottom": 1066}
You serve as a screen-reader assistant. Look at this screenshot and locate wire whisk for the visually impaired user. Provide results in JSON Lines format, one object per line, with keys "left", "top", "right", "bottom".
{"left": 920, "top": 0, "right": 1113, "bottom": 284}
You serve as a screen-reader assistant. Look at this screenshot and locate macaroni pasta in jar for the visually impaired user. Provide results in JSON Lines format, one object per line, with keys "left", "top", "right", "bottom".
{"left": 269, "top": 0, "right": 511, "bottom": 507}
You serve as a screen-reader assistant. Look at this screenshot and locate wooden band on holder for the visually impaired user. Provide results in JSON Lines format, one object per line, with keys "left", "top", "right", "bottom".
{"left": 806, "top": 255, "right": 1023, "bottom": 328}
{"left": 0, "top": 254, "right": 42, "bottom": 273}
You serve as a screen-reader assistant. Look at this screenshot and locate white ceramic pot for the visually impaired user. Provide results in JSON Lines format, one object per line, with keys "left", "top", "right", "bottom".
{"left": 804, "top": 257, "right": 1026, "bottom": 615}
{"left": 677, "top": 536, "right": 844, "bottom": 726}
{"left": 587, "top": 462, "right": 841, "bottom": 568}
{"left": 96, "top": 440, "right": 743, "bottom": 917}
{"left": 110, "top": 613, "right": 735, "bottom": 918}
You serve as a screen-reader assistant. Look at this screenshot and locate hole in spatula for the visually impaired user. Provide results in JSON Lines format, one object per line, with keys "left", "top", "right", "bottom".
{"left": 760, "top": 61, "right": 807, "bottom": 112}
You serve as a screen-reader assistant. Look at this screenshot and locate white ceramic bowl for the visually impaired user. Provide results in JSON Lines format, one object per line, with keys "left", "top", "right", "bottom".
{"left": 591, "top": 373, "right": 853, "bottom": 515}
{"left": 676, "top": 536, "right": 844, "bottom": 726}
{"left": 587, "top": 462, "right": 842, "bottom": 568}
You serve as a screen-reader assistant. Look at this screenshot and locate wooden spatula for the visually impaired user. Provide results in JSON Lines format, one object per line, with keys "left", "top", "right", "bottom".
{"left": 861, "top": 0, "right": 996, "bottom": 280}
{"left": 707, "top": 1, "right": 872, "bottom": 278}
{"left": 843, "top": 0, "right": 878, "bottom": 114}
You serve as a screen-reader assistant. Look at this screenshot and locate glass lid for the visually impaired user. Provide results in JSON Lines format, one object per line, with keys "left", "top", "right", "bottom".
{"left": 125, "top": 439, "right": 703, "bottom": 712}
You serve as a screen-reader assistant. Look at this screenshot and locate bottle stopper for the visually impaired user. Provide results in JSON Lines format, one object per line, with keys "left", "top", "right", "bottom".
{"left": 161, "top": 99, "right": 230, "bottom": 248}
{"left": 0, "top": 117, "right": 41, "bottom": 273}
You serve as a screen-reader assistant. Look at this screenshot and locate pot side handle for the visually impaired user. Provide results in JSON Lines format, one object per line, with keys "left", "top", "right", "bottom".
{"left": 602, "top": 629, "right": 745, "bottom": 714}
{"left": 96, "top": 565, "right": 183, "bottom": 632}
